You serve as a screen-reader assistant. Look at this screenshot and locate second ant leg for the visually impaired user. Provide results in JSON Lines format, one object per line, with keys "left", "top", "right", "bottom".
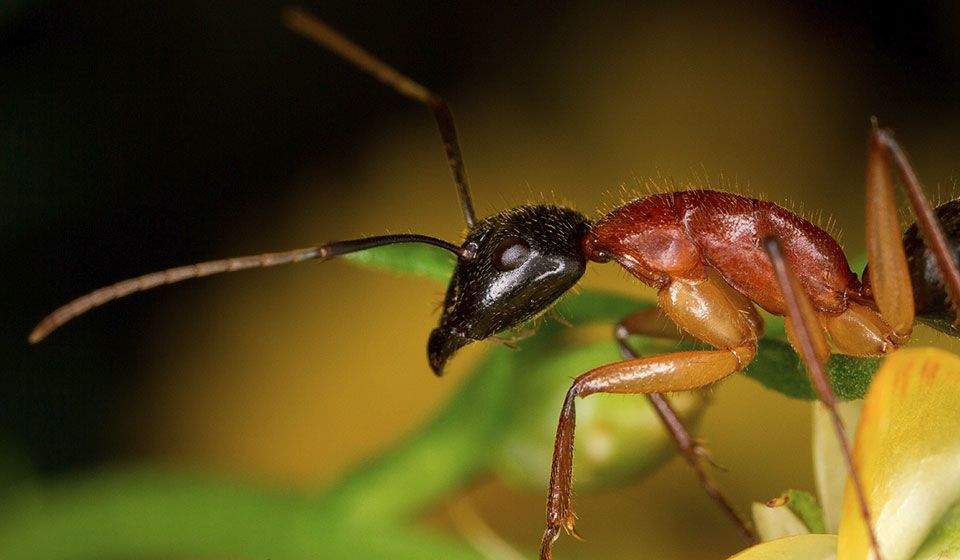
{"left": 540, "top": 271, "right": 762, "bottom": 560}
{"left": 615, "top": 309, "right": 758, "bottom": 544}
{"left": 764, "top": 237, "right": 884, "bottom": 560}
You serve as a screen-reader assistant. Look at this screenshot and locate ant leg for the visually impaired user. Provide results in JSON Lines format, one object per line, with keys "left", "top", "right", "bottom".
{"left": 284, "top": 8, "right": 477, "bottom": 228}
{"left": 866, "top": 127, "right": 960, "bottom": 331}
{"left": 764, "top": 237, "right": 884, "bottom": 560}
{"left": 541, "top": 269, "right": 762, "bottom": 560}
{"left": 615, "top": 309, "right": 758, "bottom": 544}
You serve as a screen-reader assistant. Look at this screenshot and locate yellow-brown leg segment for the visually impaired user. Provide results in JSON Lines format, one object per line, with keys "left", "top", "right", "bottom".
{"left": 764, "top": 237, "right": 884, "bottom": 560}
{"left": 540, "top": 269, "right": 761, "bottom": 560}
{"left": 819, "top": 301, "right": 899, "bottom": 357}
{"left": 615, "top": 309, "right": 758, "bottom": 544}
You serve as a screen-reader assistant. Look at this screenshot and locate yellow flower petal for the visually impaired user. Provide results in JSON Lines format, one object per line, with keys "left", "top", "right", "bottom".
{"left": 728, "top": 534, "right": 838, "bottom": 560}
{"left": 838, "top": 348, "right": 960, "bottom": 560}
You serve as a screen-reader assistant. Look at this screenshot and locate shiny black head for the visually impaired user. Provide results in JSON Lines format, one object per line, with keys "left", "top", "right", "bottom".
{"left": 427, "top": 205, "right": 591, "bottom": 375}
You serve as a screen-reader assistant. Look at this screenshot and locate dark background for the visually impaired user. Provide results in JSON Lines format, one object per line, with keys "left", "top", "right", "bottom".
{"left": 2, "top": 1, "right": 959, "bottom": 557}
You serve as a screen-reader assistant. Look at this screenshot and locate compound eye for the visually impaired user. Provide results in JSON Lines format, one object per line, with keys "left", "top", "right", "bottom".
{"left": 492, "top": 237, "right": 531, "bottom": 271}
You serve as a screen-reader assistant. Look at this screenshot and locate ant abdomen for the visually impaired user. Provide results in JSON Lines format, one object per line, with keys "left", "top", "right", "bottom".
{"left": 905, "top": 199, "right": 960, "bottom": 335}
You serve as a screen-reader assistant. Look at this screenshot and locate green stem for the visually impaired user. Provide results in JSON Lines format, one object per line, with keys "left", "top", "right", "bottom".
{"left": 0, "top": 469, "right": 484, "bottom": 560}
{"left": 0, "top": 470, "right": 298, "bottom": 559}
{"left": 315, "top": 349, "right": 518, "bottom": 524}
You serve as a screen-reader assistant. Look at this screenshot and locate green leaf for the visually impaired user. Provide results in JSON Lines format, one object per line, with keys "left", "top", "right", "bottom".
{"left": 745, "top": 339, "right": 880, "bottom": 401}
{"left": 0, "top": 469, "right": 485, "bottom": 560}
{"left": 912, "top": 500, "right": 960, "bottom": 560}
{"left": 781, "top": 489, "right": 827, "bottom": 534}
{"left": 553, "top": 290, "right": 650, "bottom": 326}
{"left": 343, "top": 243, "right": 455, "bottom": 283}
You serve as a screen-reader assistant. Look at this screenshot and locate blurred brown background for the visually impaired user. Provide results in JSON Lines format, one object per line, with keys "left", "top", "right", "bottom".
{"left": 3, "top": 1, "right": 960, "bottom": 558}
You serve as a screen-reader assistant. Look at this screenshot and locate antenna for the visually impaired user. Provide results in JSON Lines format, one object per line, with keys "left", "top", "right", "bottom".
{"left": 283, "top": 7, "right": 478, "bottom": 228}
{"left": 30, "top": 234, "right": 463, "bottom": 343}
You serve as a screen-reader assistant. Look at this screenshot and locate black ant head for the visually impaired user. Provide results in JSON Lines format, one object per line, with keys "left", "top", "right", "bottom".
{"left": 427, "top": 205, "right": 591, "bottom": 375}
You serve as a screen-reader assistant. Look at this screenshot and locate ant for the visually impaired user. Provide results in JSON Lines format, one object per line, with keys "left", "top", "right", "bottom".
{"left": 29, "top": 8, "right": 960, "bottom": 560}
